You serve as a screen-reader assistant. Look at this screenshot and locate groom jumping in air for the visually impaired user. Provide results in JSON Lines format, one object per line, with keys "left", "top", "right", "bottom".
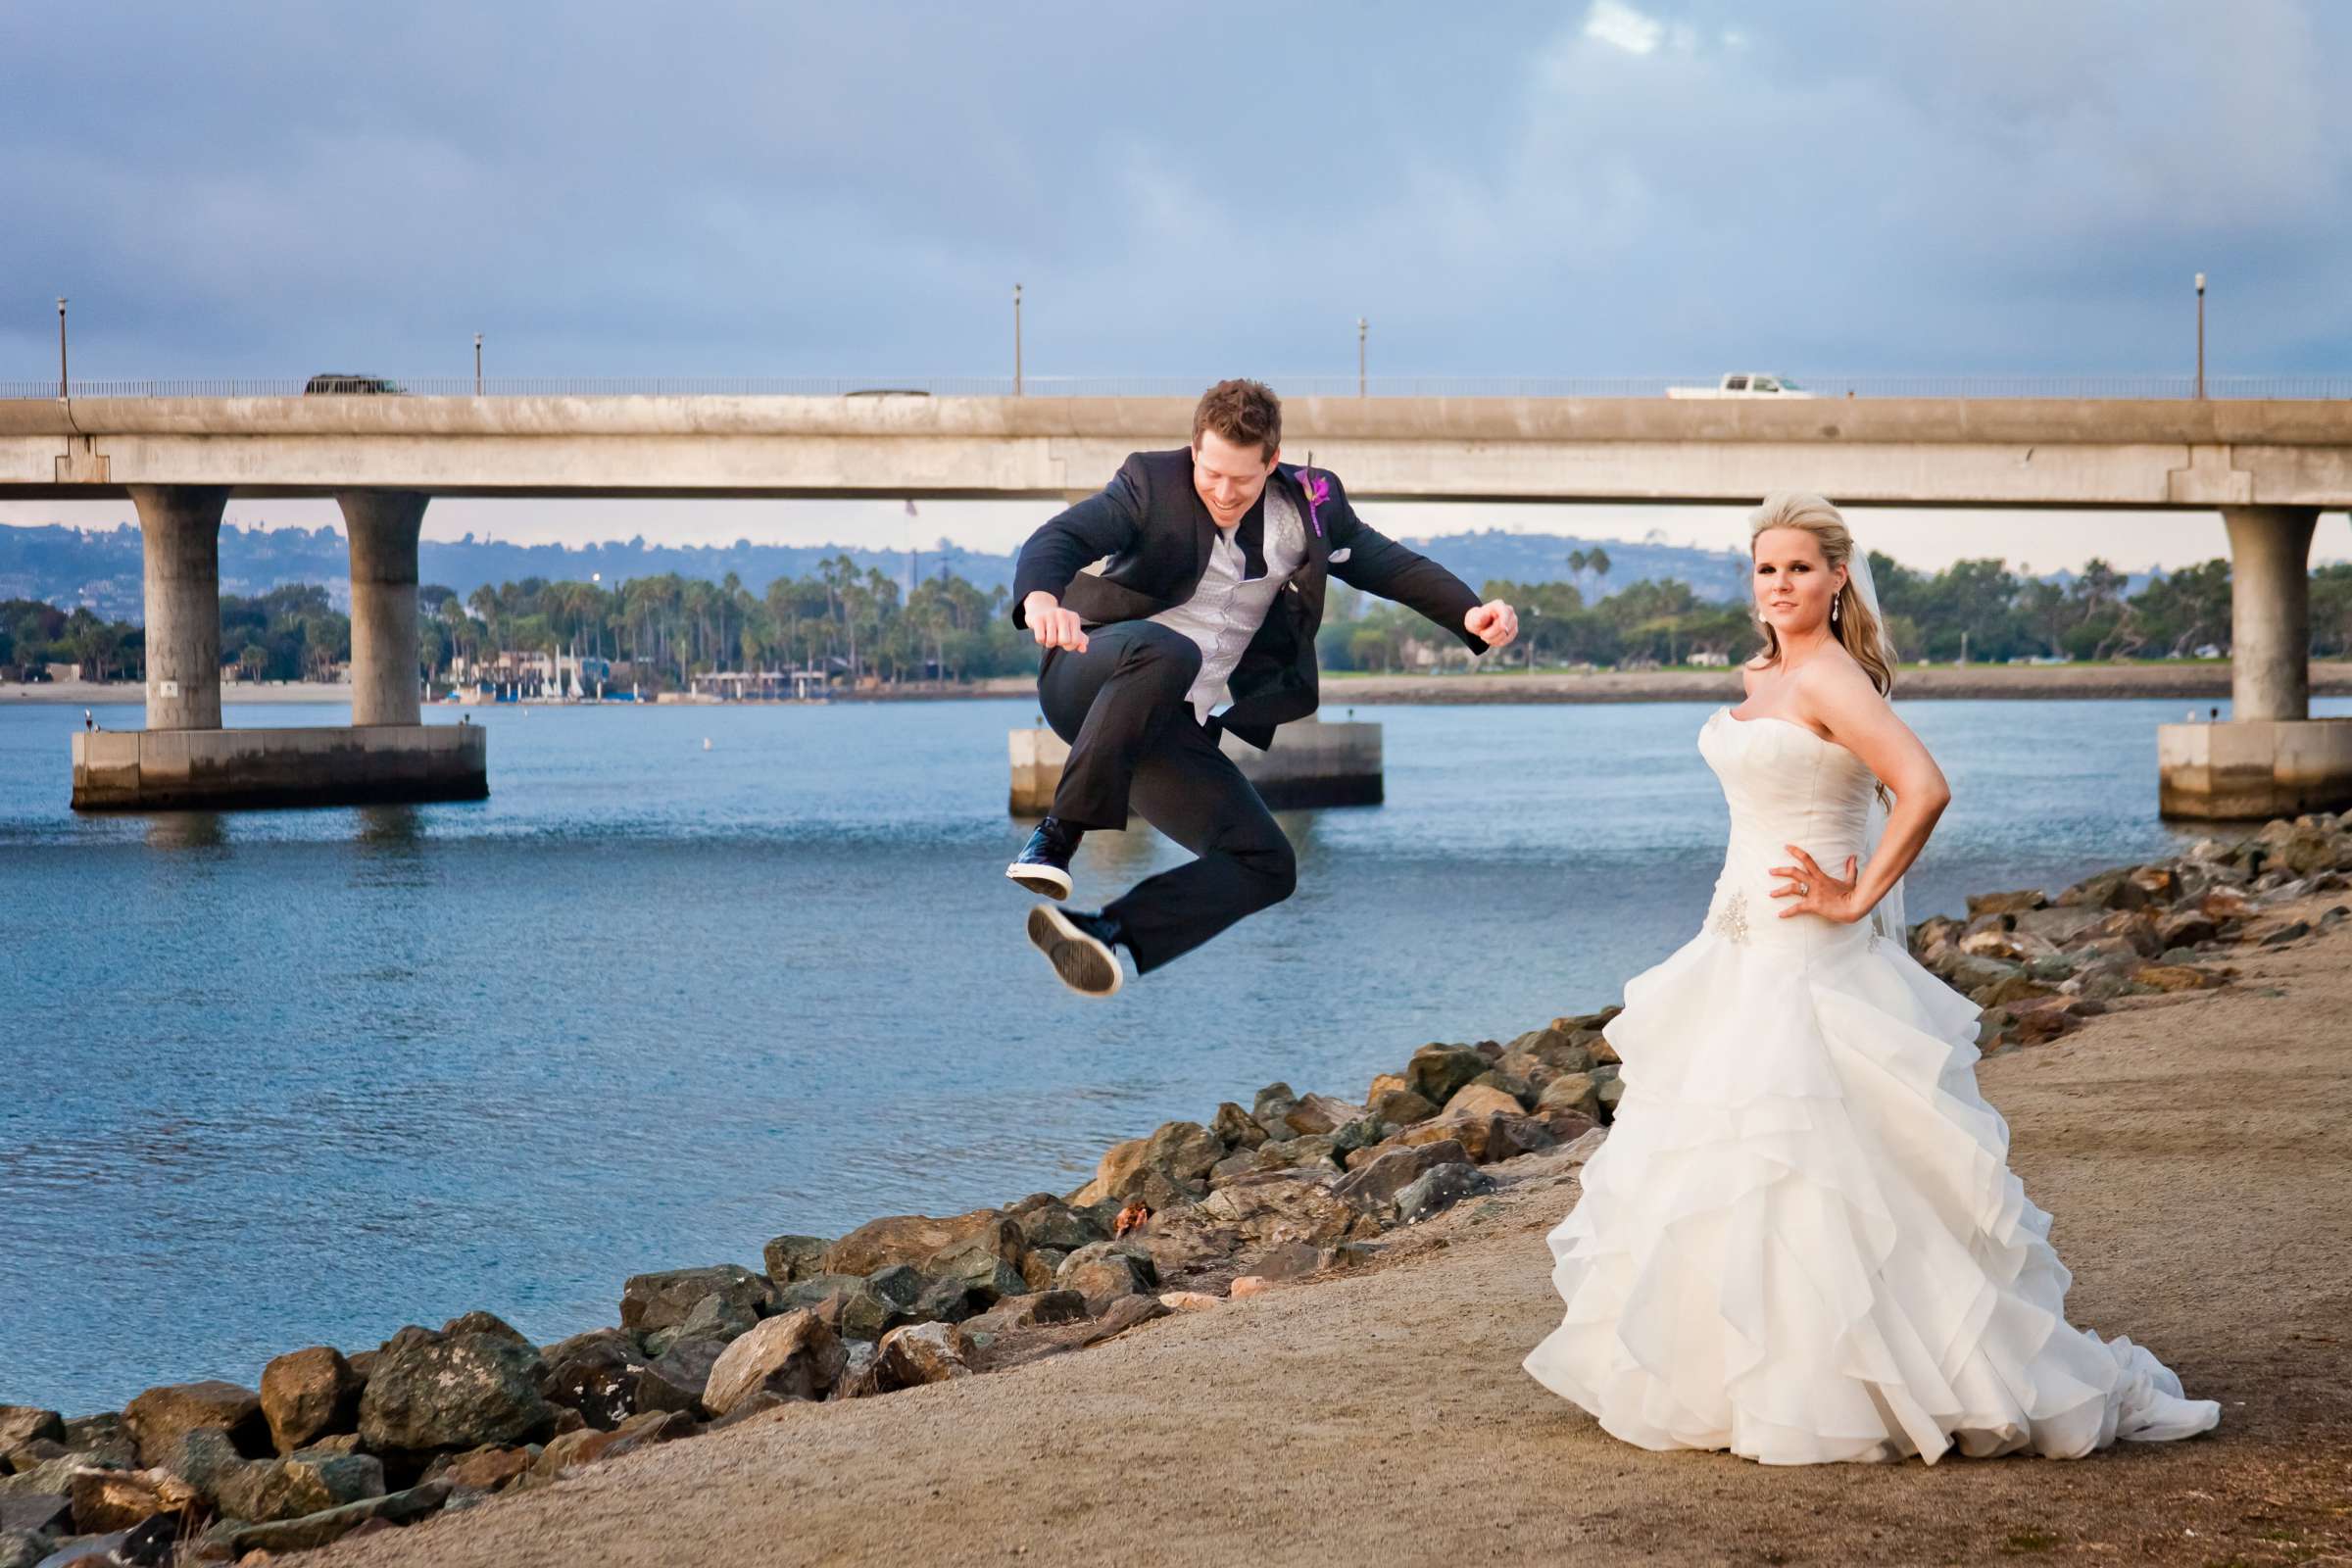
{"left": 1004, "top": 377, "right": 1519, "bottom": 996}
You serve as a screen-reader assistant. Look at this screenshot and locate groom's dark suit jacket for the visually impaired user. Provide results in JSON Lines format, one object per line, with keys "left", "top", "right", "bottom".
{"left": 1011, "top": 448, "right": 1490, "bottom": 750}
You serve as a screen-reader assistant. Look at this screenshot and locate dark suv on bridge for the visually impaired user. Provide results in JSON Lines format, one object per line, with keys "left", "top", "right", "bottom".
{"left": 303, "top": 373, "right": 405, "bottom": 395}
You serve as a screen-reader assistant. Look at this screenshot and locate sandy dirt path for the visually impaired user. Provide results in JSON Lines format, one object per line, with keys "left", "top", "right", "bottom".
{"left": 317, "top": 894, "right": 2352, "bottom": 1568}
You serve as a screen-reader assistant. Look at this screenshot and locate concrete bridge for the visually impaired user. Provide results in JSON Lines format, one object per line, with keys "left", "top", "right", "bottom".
{"left": 4, "top": 393, "right": 2348, "bottom": 814}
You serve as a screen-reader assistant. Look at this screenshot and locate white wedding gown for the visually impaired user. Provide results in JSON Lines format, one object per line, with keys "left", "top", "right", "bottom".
{"left": 1522, "top": 707, "right": 2221, "bottom": 1464}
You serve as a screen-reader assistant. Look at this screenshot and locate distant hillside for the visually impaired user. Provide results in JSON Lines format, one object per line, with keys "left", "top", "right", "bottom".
{"left": 0, "top": 523, "right": 1017, "bottom": 622}
{"left": 0, "top": 517, "right": 2171, "bottom": 625}
{"left": 1401, "top": 528, "right": 1753, "bottom": 601}
{"left": 0, "top": 519, "right": 1773, "bottom": 622}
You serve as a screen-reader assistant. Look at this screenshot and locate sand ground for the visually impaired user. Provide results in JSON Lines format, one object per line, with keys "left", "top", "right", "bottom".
{"left": 311, "top": 890, "right": 2352, "bottom": 1568}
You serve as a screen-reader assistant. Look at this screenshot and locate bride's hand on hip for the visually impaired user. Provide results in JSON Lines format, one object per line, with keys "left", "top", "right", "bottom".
{"left": 1770, "top": 846, "right": 1863, "bottom": 923}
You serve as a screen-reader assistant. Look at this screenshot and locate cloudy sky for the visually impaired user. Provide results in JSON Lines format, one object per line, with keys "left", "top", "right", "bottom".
{"left": 4, "top": 0, "right": 2347, "bottom": 569}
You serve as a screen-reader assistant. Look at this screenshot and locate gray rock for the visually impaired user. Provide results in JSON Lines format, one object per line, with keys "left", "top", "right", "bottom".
{"left": 645, "top": 1290, "right": 761, "bottom": 1357}
{"left": 1250, "top": 1082, "right": 1298, "bottom": 1121}
{"left": 1054, "top": 1242, "right": 1158, "bottom": 1308}
{"left": 537, "top": 1328, "right": 644, "bottom": 1430}
{"left": 826, "top": 1277, "right": 928, "bottom": 1342}
{"left": 631, "top": 1335, "right": 731, "bottom": 1417}
{"left": 1332, "top": 1138, "right": 1471, "bottom": 1216}
{"left": 867, "top": 1322, "right": 974, "bottom": 1391}
{"left": 0, "top": 1418, "right": 59, "bottom": 1460}
{"left": 1010, "top": 1201, "right": 1102, "bottom": 1253}
{"left": 56, "top": 1416, "right": 130, "bottom": 1470}
{"left": 865, "top": 1263, "right": 930, "bottom": 1309}
{"left": 1201, "top": 1169, "right": 1364, "bottom": 1248}
{"left": 618, "top": 1265, "right": 776, "bottom": 1335}
{"left": 1080, "top": 1294, "right": 1171, "bottom": 1346}
{"left": 214, "top": 1455, "right": 350, "bottom": 1523}
{"left": 1131, "top": 1208, "right": 1245, "bottom": 1281}
{"left": 0, "top": 1528, "right": 48, "bottom": 1568}
{"left": 1396, "top": 1161, "right": 1497, "bottom": 1223}
{"left": 0, "top": 1456, "right": 108, "bottom": 1504}
{"left": 160, "top": 1428, "right": 243, "bottom": 1502}
{"left": 774, "top": 1271, "right": 867, "bottom": 1311}
{"left": 357, "top": 1328, "right": 557, "bottom": 1452}
{"left": 0, "top": 1494, "right": 71, "bottom": 1538}
{"left": 922, "top": 1238, "right": 1027, "bottom": 1304}
{"left": 960, "top": 1290, "right": 1091, "bottom": 1336}
{"left": 760, "top": 1234, "right": 831, "bottom": 1285}
{"left": 1403, "top": 1044, "right": 1491, "bottom": 1108}
{"left": 0, "top": 1446, "right": 63, "bottom": 1481}
{"left": 210, "top": 1479, "right": 452, "bottom": 1556}
{"left": 440, "top": 1310, "right": 532, "bottom": 1348}
{"left": 1209, "top": 1102, "right": 1267, "bottom": 1150}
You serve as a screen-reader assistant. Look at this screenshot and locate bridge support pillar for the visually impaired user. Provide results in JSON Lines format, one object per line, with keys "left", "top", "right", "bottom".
{"left": 131, "top": 484, "right": 228, "bottom": 730}
{"left": 2160, "top": 505, "right": 2350, "bottom": 818}
{"left": 338, "top": 490, "right": 429, "bottom": 726}
{"left": 2223, "top": 506, "right": 2320, "bottom": 721}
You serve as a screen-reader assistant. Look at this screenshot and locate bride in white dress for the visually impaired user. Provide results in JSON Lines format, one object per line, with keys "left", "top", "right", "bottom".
{"left": 1522, "top": 493, "right": 2221, "bottom": 1465}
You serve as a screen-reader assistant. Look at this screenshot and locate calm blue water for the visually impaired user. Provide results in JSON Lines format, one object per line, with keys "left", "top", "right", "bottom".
{"left": 6, "top": 692, "right": 2339, "bottom": 1413}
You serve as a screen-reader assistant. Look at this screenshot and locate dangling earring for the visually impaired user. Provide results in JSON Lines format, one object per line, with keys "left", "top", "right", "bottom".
{"left": 1831, "top": 595, "right": 1842, "bottom": 625}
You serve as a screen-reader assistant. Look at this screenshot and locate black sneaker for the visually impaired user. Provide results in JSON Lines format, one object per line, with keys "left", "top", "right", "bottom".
{"left": 1005, "top": 815, "right": 1084, "bottom": 899}
{"left": 1026, "top": 906, "right": 1125, "bottom": 998}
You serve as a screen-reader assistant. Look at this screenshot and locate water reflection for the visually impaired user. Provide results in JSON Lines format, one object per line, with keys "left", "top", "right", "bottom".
{"left": 143, "top": 811, "right": 229, "bottom": 852}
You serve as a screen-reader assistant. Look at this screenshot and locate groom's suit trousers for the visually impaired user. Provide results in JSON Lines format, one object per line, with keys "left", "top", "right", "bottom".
{"left": 1036, "top": 620, "right": 1298, "bottom": 974}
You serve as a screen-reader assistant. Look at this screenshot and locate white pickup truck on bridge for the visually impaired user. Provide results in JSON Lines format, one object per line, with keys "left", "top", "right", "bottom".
{"left": 1666, "top": 372, "right": 1815, "bottom": 398}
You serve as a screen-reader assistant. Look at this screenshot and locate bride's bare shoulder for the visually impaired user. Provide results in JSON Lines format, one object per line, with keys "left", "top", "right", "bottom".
{"left": 1790, "top": 645, "right": 1881, "bottom": 710}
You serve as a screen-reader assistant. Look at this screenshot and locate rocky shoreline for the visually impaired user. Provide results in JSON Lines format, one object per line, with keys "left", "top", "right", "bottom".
{"left": 4, "top": 815, "right": 2349, "bottom": 1567}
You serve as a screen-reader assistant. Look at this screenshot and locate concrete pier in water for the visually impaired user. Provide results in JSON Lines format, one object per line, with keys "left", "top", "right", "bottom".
{"left": 2158, "top": 505, "right": 2352, "bottom": 818}
{"left": 72, "top": 724, "right": 486, "bottom": 810}
{"left": 1008, "top": 719, "right": 1382, "bottom": 815}
{"left": 74, "top": 484, "right": 488, "bottom": 812}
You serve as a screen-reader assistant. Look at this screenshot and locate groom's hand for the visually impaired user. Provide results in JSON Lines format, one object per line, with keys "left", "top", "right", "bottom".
{"left": 1465, "top": 599, "right": 1519, "bottom": 649}
{"left": 1024, "top": 592, "right": 1090, "bottom": 653}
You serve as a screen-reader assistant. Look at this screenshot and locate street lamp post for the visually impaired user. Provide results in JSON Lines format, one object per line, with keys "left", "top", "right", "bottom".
{"left": 56, "top": 298, "right": 68, "bottom": 401}
{"left": 1357, "top": 317, "right": 1368, "bottom": 398}
{"left": 2193, "top": 273, "right": 2206, "bottom": 400}
{"left": 474, "top": 332, "right": 484, "bottom": 396}
{"left": 1012, "top": 284, "right": 1024, "bottom": 396}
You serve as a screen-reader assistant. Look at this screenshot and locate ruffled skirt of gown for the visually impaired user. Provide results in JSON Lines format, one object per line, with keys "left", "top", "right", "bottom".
{"left": 1520, "top": 930, "right": 2222, "bottom": 1465}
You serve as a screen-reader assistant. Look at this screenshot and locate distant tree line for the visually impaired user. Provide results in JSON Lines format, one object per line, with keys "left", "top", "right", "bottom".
{"left": 1321, "top": 555, "right": 2352, "bottom": 671}
{"left": 1, "top": 585, "right": 349, "bottom": 683}
{"left": 12, "top": 554, "right": 2352, "bottom": 685}
{"left": 427, "top": 558, "right": 1034, "bottom": 686}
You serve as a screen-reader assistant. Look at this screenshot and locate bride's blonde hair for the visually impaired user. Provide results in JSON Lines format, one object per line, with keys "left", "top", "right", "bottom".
{"left": 1746, "top": 493, "right": 1897, "bottom": 700}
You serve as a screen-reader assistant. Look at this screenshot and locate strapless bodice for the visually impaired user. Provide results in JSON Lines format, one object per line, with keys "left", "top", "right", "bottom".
{"left": 1695, "top": 706, "right": 1881, "bottom": 957}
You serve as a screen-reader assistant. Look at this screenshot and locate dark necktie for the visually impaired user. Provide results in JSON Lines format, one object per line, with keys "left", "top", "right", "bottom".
{"left": 1234, "top": 493, "right": 1268, "bottom": 581}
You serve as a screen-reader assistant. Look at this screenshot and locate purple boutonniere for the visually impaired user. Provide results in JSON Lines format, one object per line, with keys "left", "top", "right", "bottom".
{"left": 1299, "top": 460, "right": 1329, "bottom": 537}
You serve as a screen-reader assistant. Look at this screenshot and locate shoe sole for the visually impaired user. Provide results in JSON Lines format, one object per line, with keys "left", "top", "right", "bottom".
{"left": 1004, "top": 861, "right": 1072, "bottom": 900}
{"left": 1026, "top": 906, "right": 1123, "bottom": 998}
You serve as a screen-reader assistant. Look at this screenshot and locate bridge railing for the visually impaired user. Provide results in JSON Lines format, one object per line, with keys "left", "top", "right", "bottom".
{"left": 3, "top": 374, "right": 2351, "bottom": 400}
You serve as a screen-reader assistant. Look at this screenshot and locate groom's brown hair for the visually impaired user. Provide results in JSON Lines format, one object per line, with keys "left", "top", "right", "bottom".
{"left": 1192, "top": 379, "right": 1282, "bottom": 462}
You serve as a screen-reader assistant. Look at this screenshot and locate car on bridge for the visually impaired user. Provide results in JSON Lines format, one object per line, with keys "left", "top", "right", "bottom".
{"left": 303, "top": 372, "right": 405, "bottom": 395}
{"left": 1666, "top": 373, "right": 1814, "bottom": 398}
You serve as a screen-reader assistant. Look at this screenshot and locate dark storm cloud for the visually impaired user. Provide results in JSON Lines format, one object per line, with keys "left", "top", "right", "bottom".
{"left": 1, "top": 0, "right": 2344, "bottom": 381}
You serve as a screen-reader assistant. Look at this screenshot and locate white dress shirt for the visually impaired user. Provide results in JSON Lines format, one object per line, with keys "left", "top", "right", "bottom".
{"left": 1149, "top": 483, "right": 1307, "bottom": 725}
